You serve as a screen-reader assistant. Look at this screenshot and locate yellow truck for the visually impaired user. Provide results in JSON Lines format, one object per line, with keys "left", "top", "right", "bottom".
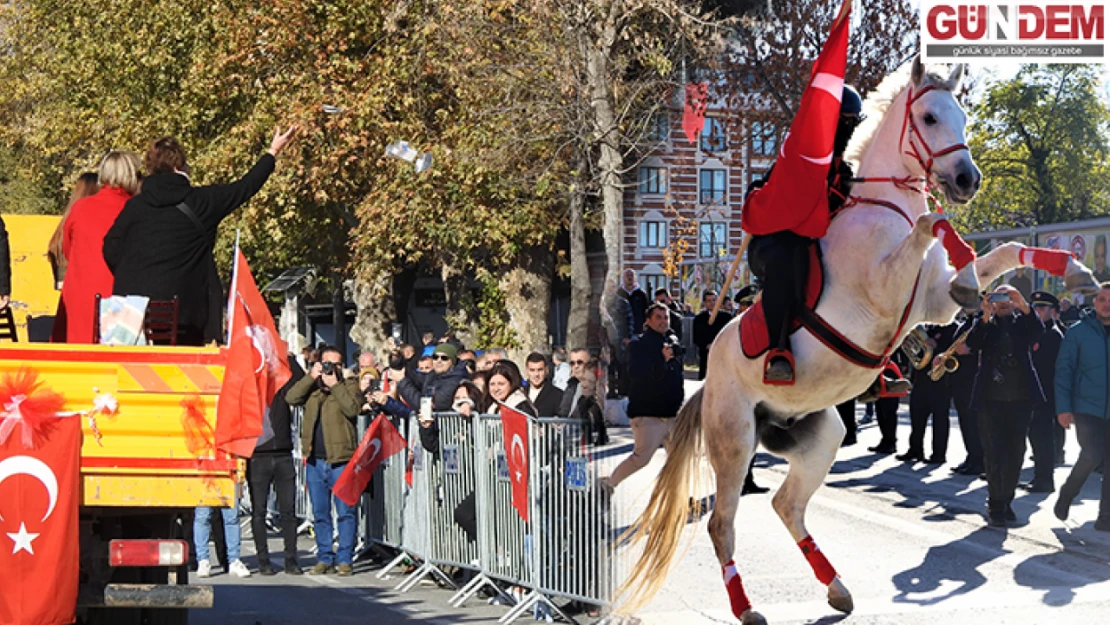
{"left": 1, "top": 215, "right": 238, "bottom": 625}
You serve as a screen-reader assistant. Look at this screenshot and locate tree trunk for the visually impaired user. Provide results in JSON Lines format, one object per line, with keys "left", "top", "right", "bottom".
{"left": 349, "top": 272, "right": 397, "bottom": 357}
{"left": 441, "top": 258, "right": 479, "bottom": 349}
{"left": 585, "top": 29, "right": 624, "bottom": 327}
{"left": 499, "top": 246, "right": 554, "bottom": 363}
{"left": 566, "top": 153, "right": 592, "bottom": 350}
{"left": 331, "top": 272, "right": 348, "bottom": 363}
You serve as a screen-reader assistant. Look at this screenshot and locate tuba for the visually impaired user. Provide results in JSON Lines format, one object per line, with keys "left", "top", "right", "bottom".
{"left": 929, "top": 331, "right": 969, "bottom": 381}
{"left": 900, "top": 326, "right": 934, "bottom": 371}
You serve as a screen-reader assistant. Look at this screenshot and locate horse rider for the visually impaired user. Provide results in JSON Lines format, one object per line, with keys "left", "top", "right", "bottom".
{"left": 745, "top": 85, "right": 911, "bottom": 397}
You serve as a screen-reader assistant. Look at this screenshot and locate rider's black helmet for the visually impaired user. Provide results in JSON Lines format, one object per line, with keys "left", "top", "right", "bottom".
{"left": 840, "top": 85, "right": 863, "bottom": 120}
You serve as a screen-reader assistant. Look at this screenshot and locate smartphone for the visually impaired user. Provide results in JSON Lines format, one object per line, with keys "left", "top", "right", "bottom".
{"left": 419, "top": 397, "right": 434, "bottom": 423}
{"left": 989, "top": 292, "right": 1011, "bottom": 303}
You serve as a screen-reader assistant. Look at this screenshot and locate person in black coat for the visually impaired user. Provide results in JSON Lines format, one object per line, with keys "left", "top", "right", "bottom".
{"left": 0, "top": 215, "right": 10, "bottom": 312}
{"left": 523, "top": 352, "right": 564, "bottom": 417}
{"left": 898, "top": 323, "right": 957, "bottom": 464}
{"left": 949, "top": 312, "right": 984, "bottom": 475}
{"left": 398, "top": 343, "right": 469, "bottom": 412}
{"left": 103, "top": 128, "right": 297, "bottom": 345}
{"left": 693, "top": 290, "right": 732, "bottom": 380}
{"left": 1024, "top": 291, "right": 1064, "bottom": 493}
{"left": 247, "top": 355, "right": 305, "bottom": 575}
{"left": 603, "top": 304, "right": 685, "bottom": 490}
{"left": 966, "top": 286, "right": 1045, "bottom": 526}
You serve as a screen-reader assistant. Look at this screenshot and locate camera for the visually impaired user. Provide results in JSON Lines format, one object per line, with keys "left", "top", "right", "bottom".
{"left": 664, "top": 332, "right": 685, "bottom": 361}
{"left": 321, "top": 361, "right": 339, "bottom": 376}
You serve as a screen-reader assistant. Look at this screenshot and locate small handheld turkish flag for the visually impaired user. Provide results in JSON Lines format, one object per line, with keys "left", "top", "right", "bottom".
{"left": 333, "top": 414, "right": 407, "bottom": 506}
{"left": 0, "top": 416, "right": 81, "bottom": 625}
{"left": 499, "top": 402, "right": 530, "bottom": 522}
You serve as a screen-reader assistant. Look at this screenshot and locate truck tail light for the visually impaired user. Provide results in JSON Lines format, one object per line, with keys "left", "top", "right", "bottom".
{"left": 109, "top": 540, "right": 188, "bottom": 567}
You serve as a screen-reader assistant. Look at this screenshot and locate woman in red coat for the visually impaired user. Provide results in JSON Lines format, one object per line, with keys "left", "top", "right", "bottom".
{"left": 58, "top": 151, "right": 142, "bottom": 343}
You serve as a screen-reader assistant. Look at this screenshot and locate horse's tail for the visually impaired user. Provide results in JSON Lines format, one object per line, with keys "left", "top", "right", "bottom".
{"left": 616, "top": 387, "right": 705, "bottom": 612}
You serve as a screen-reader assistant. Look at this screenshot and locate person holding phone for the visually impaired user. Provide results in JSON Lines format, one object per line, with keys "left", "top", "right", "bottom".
{"left": 966, "top": 285, "right": 1045, "bottom": 527}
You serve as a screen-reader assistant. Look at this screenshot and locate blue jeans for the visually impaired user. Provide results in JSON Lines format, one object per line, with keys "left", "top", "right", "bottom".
{"left": 306, "top": 458, "right": 356, "bottom": 565}
{"left": 194, "top": 506, "right": 240, "bottom": 563}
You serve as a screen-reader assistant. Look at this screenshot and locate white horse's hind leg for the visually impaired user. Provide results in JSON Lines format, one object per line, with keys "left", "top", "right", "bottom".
{"left": 771, "top": 407, "right": 854, "bottom": 614}
{"left": 703, "top": 384, "right": 765, "bottom": 625}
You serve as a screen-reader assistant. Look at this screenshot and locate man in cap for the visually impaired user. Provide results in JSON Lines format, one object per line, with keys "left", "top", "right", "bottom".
{"left": 736, "top": 284, "right": 759, "bottom": 314}
{"left": 1023, "top": 291, "right": 1064, "bottom": 493}
{"left": 398, "top": 342, "right": 470, "bottom": 412}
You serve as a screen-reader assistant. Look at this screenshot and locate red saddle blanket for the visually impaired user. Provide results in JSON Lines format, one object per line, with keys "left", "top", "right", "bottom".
{"left": 741, "top": 243, "right": 826, "bottom": 359}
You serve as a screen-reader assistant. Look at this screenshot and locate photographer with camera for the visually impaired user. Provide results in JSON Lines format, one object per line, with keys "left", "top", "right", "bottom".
{"left": 602, "top": 303, "right": 685, "bottom": 490}
{"left": 285, "top": 346, "right": 362, "bottom": 576}
{"left": 966, "top": 285, "right": 1045, "bottom": 527}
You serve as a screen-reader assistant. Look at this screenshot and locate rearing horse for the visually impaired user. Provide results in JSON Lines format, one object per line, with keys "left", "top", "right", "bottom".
{"left": 617, "top": 58, "right": 1098, "bottom": 625}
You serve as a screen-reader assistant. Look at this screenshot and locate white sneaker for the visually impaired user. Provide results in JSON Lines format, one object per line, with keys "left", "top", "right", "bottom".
{"left": 229, "top": 559, "right": 251, "bottom": 578}
{"left": 196, "top": 559, "right": 212, "bottom": 578}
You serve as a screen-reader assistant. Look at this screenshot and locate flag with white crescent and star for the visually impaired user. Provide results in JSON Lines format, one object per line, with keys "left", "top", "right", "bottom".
{"left": 499, "top": 402, "right": 530, "bottom": 522}
{"left": 740, "top": 0, "right": 851, "bottom": 239}
{"left": 332, "top": 414, "right": 407, "bottom": 507}
{"left": 0, "top": 415, "right": 81, "bottom": 625}
{"left": 215, "top": 246, "right": 293, "bottom": 458}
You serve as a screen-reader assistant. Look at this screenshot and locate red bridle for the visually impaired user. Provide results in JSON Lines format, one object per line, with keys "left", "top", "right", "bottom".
{"left": 842, "top": 83, "right": 970, "bottom": 224}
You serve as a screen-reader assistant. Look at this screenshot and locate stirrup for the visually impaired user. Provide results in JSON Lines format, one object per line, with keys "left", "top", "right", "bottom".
{"left": 763, "top": 349, "right": 795, "bottom": 386}
{"left": 878, "top": 361, "right": 911, "bottom": 398}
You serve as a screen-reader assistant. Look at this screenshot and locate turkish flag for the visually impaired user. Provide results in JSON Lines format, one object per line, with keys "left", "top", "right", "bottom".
{"left": 682, "top": 82, "right": 709, "bottom": 145}
{"left": 216, "top": 249, "right": 293, "bottom": 458}
{"left": 332, "top": 414, "right": 407, "bottom": 506}
{"left": 741, "top": 0, "right": 851, "bottom": 239}
{"left": 0, "top": 416, "right": 81, "bottom": 625}
{"left": 499, "top": 403, "right": 530, "bottom": 522}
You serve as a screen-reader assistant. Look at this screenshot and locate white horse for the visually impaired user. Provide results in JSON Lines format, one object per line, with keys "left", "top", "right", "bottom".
{"left": 618, "top": 58, "right": 1098, "bottom": 624}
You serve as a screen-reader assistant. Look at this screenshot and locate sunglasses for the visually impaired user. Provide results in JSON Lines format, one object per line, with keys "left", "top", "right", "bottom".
{"left": 432, "top": 354, "right": 453, "bottom": 362}
{"left": 570, "top": 360, "right": 587, "bottom": 366}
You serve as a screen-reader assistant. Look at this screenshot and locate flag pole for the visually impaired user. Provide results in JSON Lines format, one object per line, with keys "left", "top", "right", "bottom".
{"left": 709, "top": 232, "right": 751, "bottom": 325}
{"left": 226, "top": 230, "right": 241, "bottom": 345}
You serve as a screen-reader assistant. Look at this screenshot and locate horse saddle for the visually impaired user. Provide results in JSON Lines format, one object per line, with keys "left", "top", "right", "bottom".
{"left": 740, "top": 243, "right": 825, "bottom": 360}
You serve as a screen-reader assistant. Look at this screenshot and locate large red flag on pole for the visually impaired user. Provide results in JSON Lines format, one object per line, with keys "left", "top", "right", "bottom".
{"left": 741, "top": 0, "right": 852, "bottom": 239}
{"left": 499, "top": 402, "right": 530, "bottom": 522}
{"left": 216, "top": 246, "right": 292, "bottom": 458}
{"left": 0, "top": 414, "right": 81, "bottom": 625}
{"left": 332, "top": 414, "right": 407, "bottom": 506}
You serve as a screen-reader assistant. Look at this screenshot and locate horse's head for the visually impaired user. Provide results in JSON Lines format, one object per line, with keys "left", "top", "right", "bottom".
{"left": 905, "top": 56, "right": 981, "bottom": 204}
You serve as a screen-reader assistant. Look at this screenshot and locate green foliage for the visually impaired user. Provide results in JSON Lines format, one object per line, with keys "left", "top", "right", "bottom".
{"left": 954, "top": 65, "right": 1110, "bottom": 231}
{"left": 473, "top": 269, "right": 520, "bottom": 350}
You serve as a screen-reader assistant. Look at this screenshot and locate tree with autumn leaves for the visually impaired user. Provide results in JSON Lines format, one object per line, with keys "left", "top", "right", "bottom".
{"left": 1, "top": 0, "right": 931, "bottom": 353}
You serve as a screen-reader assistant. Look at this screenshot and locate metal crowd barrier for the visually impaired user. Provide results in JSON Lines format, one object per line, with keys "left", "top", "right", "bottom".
{"left": 347, "top": 411, "right": 617, "bottom": 623}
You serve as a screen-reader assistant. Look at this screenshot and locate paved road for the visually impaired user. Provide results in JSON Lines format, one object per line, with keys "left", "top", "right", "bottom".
{"left": 192, "top": 382, "right": 1110, "bottom": 624}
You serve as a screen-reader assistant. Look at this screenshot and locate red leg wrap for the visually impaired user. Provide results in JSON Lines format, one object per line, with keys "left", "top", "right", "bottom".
{"left": 932, "top": 219, "right": 976, "bottom": 270}
{"left": 722, "top": 560, "right": 752, "bottom": 618}
{"left": 798, "top": 536, "right": 837, "bottom": 585}
{"left": 1020, "top": 247, "right": 1072, "bottom": 277}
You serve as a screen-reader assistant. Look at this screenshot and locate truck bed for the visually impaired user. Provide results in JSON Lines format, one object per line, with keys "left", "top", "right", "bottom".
{"left": 0, "top": 343, "right": 239, "bottom": 508}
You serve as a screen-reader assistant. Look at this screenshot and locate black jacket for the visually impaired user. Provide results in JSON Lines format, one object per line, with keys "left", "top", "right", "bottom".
{"left": 911, "top": 323, "right": 957, "bottom": 388}
{"left": 0, "top": 215, "right": 10, "bottom": 296}
{"left": 556, "top": 376, "right": 579, "bottom": 419}
{"left": 103, "top": 154, "right": 276, "bottom": 343}
{"left": 529, "top": 382, "right": 564, "bottom": 418}
{"left": 693, "top": 310, "right": 732, "bottom": 352}
{"left": 254, "top": 356, "right": 305, "bottom": 454}
{"left": 621, "top": 287, "right": 650, "bottom": 334}
{"left": 967, "top": 311, "right": 1046, "bottom": 410}
{"left": 398, "top": 360, "right": 470, "bottom": 412}
{"left": 1031, "top": 319, "right": 1064, "bottom": 411}
{"left": 627, "top": 328, "right": 685, "bottom": 419}
{"left": 607, "top": 293, "right": 635, "bottom": 342}
{"left": 667, "top": 303, "right": 684, "bottom": 339}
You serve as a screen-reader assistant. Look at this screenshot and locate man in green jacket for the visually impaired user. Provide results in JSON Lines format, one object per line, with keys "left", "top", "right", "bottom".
{"left": 1054, "top": 283, "right": 1110, "bottom": 532}
{"left": 286, "top": 345, "right": 363, "bottom": 574}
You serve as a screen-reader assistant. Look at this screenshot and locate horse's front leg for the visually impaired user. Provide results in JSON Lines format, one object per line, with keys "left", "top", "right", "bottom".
{"left": 879, "top": 214, "right": 980, "bottom": 310}
{"left": 976, "top": 242, "right": 1099, "bottom": 295}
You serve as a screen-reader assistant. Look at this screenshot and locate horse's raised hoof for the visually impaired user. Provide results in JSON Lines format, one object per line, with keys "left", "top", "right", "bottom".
{"left": 948, "top": 264, "right": 981, "bottom": 309}
{"left": 1064, "top": 258, "right": 1099, "bottom": 296}
{"left": 827, "top": 578, "right": 854, "bottom": 614}
{"left": 741, "top": 609, "right": 768, "bottom": 625}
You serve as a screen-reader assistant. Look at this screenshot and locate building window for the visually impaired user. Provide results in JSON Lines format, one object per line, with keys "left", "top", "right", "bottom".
{"left": 699, "top": 169, "right": 727, "bottom": 205}
{"left": 751, "top": 121, "right": 777, "bottom": 156}
{"left": 699, "top": 222, "right": 727, "bottom": 258}
{"left": 642, "top": 274, "right": 668, "bottom": 295}
{"left": 639, "top": 221, "right": 667, "bottom": 249}
{"left": 649, "top": 112, "right": 670, "bottom": 142}
{"left": 638, "top": 167, "right": 667, "bottom": 195}
{"left": 700, "top": 117, "right": 727, "bottom": 152}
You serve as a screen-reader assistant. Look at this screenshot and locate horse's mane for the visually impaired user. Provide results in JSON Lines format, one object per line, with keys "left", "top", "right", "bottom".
{"left": 843, "top": 60, "right": 960, "bottom": 167}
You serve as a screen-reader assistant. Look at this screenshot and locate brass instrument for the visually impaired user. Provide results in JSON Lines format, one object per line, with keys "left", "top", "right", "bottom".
{"left": 900, "top": 326, "right": 934, "bottom": 370}
{"left": 929, "top": 331, "right": 969, "bottom": 381}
